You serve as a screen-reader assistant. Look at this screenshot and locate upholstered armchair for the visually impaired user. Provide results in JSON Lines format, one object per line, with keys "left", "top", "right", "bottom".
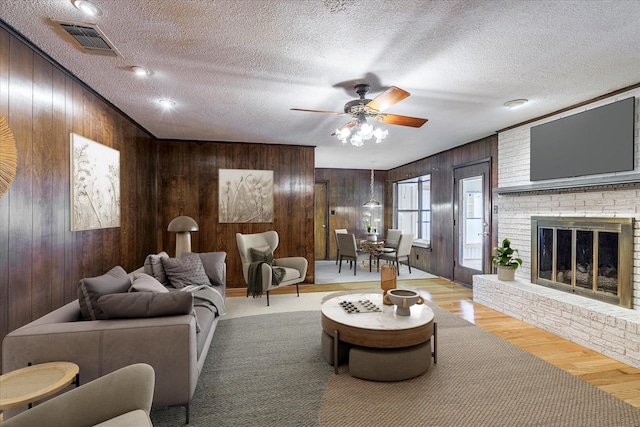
{"left": 2, "top": 364, "right": 155, "bottom": 427}
{"left": 236, "top": 231, "right": 308, "bottom": 306}
{"left": 337, "top": 233, "right": 371, "bottom": 275}
{"left": 377, "top": 233, "right": 414, "bottom": 275}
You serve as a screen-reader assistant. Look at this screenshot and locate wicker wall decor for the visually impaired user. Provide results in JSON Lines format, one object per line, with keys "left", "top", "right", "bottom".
{"left": 0, "top": 114, "right": 17, "bottom": 198}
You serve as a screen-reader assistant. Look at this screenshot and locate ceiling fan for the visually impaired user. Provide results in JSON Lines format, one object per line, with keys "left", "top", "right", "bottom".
{"left": 291, "top": 84, "right": 428, "bottom": 145}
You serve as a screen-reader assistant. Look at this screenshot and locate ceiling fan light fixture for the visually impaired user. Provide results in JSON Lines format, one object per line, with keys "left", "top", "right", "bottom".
{"left": 72, "top": 0, "right": 103, "bottom": 17}
{"left": 504, "top": 99, "right": 528, "bottom": 109}
{"left": 334, "top": 119, "right": 388, "bottom": 147}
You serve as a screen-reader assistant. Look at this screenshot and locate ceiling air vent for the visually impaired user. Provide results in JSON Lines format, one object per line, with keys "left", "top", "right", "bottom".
{"left": 52, "top": 20, "right": 122, "bottom": 57}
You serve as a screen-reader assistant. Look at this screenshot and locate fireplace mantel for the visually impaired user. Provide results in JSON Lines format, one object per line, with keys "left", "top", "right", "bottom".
{"left": 496, "top": 172, "right": 640, "bottom": 195}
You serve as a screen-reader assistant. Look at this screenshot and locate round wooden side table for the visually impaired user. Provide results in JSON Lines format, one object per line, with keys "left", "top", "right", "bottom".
{"left": 0, "top": 361, "right": 79, "bottom": 410}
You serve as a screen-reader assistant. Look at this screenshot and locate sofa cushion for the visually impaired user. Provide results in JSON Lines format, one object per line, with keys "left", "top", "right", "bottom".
{"left": 161, "top": 253, "right": 211, "bottom": 289}
{"left": 143, "top": 252, "right": 170, "bottom": 286}
{"left": 183, "top": 251, "right": 226, "bottom": 286}
{"left": 78, "top": 266, "right": 131, "bottom": 320}
{"left": 98, "top": 292, "right": 193, "bottom": 319}
{"left": 250, "top": 246, "right": 274, "bottom": 264}
{"left": 129, "top": 273, "right": 169, "bottom": 293}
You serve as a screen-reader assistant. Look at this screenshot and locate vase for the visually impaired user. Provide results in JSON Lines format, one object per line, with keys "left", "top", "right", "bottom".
{"left": 383, "top": 289, "right": 424, "bottom": 316}
{"left": 497, "top": 266, "right": 516, "bottom": 281}
{"left": 366, "top": 233, "right": 377, "bottom": 242}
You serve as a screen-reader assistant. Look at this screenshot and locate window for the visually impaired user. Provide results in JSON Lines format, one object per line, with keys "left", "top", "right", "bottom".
{"left": 394, "top": 174, "right": 431, "bottom": 247}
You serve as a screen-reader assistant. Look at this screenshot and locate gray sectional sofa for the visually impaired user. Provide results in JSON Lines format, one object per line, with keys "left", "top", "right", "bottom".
{"left": 2, "top": 251, "right": 226, "bottom": 424}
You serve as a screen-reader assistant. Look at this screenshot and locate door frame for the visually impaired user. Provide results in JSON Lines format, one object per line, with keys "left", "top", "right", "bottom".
{"left": 452, "top": 158, "right": 492, "bottom": 285}
{"left": 314, "top": 181, "right": 329, "bottom": 260}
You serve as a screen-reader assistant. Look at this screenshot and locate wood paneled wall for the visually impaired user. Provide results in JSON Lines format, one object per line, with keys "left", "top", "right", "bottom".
{"left": 315, "top": 168, "right": 387, "bottom": 260}
{"left": 0, "top": 25, "right": 158, "bottom": 364}
{"left": 157, "top": 140, "right": 315, "bottom": 288}
{"left": 387, "top": 135, "right": 498, "bottom": 279}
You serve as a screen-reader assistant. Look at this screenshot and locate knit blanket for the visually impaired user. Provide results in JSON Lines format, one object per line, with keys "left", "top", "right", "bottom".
{"left": 181, "top": 285, "right": 226, "bottom": 316}
{"left": 247, "top": 261, "right": 287, "bottom": 298}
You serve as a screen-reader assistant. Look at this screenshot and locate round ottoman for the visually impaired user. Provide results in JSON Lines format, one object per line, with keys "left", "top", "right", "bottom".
{"left": 348, "top": 339, "right": 432, "bottom": 381}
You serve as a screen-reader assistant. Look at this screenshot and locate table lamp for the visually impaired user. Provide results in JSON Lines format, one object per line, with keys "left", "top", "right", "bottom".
{"left": 167, "top": 216, "right": 199, "bottom": 258}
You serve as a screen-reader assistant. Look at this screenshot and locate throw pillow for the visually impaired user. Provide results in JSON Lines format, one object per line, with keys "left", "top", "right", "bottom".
{"left": 78, "top": 266, "right": 131, "bottom": 320}
{"left": 143, "top": 252, "right": 170, "bottom": 286}
{"left": 129, "top": 273, "right": 169, "bottom": 293}
{"left": 250, "top": 246, "right": 274, "bottom": 264}
{"left": 98, "top": 292, "right": 193, "bottom": 319}
{"left": 183, "top": 251, "right": 226, "bottom": 286}
{"left": 161, "top": 253, "right": 211, "bottom": 289}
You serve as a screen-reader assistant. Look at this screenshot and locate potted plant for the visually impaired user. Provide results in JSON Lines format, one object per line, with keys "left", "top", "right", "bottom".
{"left": 491, "top": 238, "right": 523, "bottom": 281}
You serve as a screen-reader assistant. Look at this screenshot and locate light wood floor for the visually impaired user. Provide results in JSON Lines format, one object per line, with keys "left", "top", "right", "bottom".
{"left": 229, "top": 277, "right": 640, "bottom": 409}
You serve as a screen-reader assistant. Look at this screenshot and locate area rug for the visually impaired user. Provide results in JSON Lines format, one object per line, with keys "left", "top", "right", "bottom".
{"left": 314, "top": 260, "right": 436, "bottom": 284}
{"left": 150, "top": 303, "right": 640, "bottom": 427}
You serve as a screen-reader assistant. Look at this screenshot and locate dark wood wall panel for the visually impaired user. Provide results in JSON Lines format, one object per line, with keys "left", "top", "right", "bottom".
{"left": 0, "top": 26, "right": 158, "bottom": 364}
{"left": 157, "top": 141, "right": 315, "bottom": 288}
{"left": 387, "top": 135, "right": 498, "bottom": 280}
{"left": 315, "top": 168, "right": 387, "bottom": 260}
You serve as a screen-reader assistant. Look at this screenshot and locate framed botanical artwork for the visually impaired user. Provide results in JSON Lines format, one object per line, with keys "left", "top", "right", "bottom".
{"left": 70, "top": 133, "right": 120, "bottom": 231}
{"left": 219, "top": 169, "right": 274, "bottom": 223}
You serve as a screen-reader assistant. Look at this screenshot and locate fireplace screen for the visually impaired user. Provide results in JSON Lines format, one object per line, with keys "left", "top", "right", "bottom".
{"left": 532, "top": 217, "right": 632, "bottom": 308}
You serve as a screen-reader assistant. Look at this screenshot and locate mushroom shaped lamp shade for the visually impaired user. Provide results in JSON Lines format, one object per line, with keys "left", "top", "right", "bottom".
{"left": 167, "top": 216, "right": 199, "bottom": 258}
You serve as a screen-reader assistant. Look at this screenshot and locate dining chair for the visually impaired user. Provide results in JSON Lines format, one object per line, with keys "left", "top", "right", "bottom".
{"left": 337, "top": 233, "right": 371, "bottom": 275}
{"left": 382, "top": 229, "right": 403, "bottom": 253}
{"left": 334, "top": 228, "right": 348, "bottom": 265}
{"left": 377, "top": 233, "right": 414, "bottom": 275}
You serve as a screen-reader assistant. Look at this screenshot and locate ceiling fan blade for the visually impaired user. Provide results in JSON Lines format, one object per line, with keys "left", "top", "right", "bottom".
{"left": 331, "top": 120, "right": 358, "bottom": 136}
{"left": 365, "top": 86, "right": 410, "bottom": 112}
{"left": 376, "top": 114, "right": 428, "bottom": 128}
{"left": 290, "top": 108, "right": 345, "bottom": 115}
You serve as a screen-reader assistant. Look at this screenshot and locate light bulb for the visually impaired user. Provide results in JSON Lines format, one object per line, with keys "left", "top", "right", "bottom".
{"left": 72, "top": 0, "right": 102, "bottom": 17}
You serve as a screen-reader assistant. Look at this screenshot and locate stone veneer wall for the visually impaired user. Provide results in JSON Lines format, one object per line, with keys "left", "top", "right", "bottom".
{"left": 473, "top": 88, "right": 640, "bottom": 369}
{"left": 473, "top": 275, "right": 640, "bottom": 369}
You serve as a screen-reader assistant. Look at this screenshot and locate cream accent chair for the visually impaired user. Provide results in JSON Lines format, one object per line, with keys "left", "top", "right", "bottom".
{"left": 334, "top": 228, "right": 348, "bottom": 265}
{"left": 337, "top": 233, "right": 371, "bottom": 276}
{"left": 383, "top": 229, "right": 403, "bottom": 252}
{"left": 2, "top": 363, "right": 155, "bottom": 427}
{"left": 236, "top": 231, "right": 308, "bottom": 306}
{"left": 377, "top": 233, "right": 414, "bottom": 275}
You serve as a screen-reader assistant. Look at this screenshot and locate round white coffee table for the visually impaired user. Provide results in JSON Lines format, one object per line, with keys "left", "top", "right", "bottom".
{"left": 321, "top": 292, "right": 437, "bottom": 380}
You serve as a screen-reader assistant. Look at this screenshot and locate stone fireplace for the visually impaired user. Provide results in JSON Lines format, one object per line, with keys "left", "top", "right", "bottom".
{"left": 531, "top": 216, "right": 633, "bottom": 308}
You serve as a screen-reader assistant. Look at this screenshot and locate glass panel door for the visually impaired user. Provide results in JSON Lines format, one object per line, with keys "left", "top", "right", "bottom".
{"left": 453, "top": 161, "right": 491, "bottom": 285}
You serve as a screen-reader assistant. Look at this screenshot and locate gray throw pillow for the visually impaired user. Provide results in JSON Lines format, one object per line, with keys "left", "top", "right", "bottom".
{"left": 161, "top": 253, "right": 211, "bottom": 289}
{"left": 98, "top": 292, "right": 193, "bottom": 319}
{"left": 130, "top": 273, "right": 169, "bottom": 293}
{"left": 183, "top": 251, "right": 226, "bottom": 286}
{"left": 143, "top": 252, "right": 170, "bottom": 286}
{"left": 250, "top": 246, "right": 274, "bottom": 264}
{"left": 78, "top": 266, "right": 131, "bottom": 320}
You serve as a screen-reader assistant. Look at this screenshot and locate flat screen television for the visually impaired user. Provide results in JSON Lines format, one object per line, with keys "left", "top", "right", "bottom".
{"left": 530, "top": 97, "right": 635, "bottom": 181}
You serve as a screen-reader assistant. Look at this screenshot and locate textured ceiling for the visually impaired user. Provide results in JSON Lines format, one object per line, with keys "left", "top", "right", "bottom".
{"left": 1, "top": 0, "right": 639, "bottom": 170}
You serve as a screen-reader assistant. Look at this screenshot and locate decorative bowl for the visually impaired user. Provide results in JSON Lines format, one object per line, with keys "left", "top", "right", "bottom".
{"left": 383, "top": 289, "right": 424, "bottom": 316}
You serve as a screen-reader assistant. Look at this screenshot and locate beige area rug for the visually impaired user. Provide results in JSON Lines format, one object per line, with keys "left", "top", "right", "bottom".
{"left": 151, "top": 292, "right": 640, "bottom": 427}
{"left": 314, "top": 260, "right": 437, "bottom": 284}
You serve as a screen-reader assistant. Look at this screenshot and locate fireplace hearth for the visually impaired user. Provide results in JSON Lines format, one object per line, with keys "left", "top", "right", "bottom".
{"left": 531, "top": 217, "right": 633, "bottom": 308}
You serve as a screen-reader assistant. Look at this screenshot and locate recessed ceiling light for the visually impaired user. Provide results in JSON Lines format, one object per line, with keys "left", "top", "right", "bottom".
{"left": 504, "top": 99, "right": 528, "bottom": 109}
{"left": 158, "top": 99, "right": 175, "bottom": 108}
{"left": 130, "top": 66, "right": 151, "bottom": 76}
{"left": 72, "top": 0, "right": 103, "bottom": 17}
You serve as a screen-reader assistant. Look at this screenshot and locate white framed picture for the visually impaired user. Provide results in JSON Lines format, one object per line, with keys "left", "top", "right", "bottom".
{"left": 219, "top": 169, "right": 274, "bottom": 223}
{"left": 70, "top": 133, "right": 120, "bottom": 231}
